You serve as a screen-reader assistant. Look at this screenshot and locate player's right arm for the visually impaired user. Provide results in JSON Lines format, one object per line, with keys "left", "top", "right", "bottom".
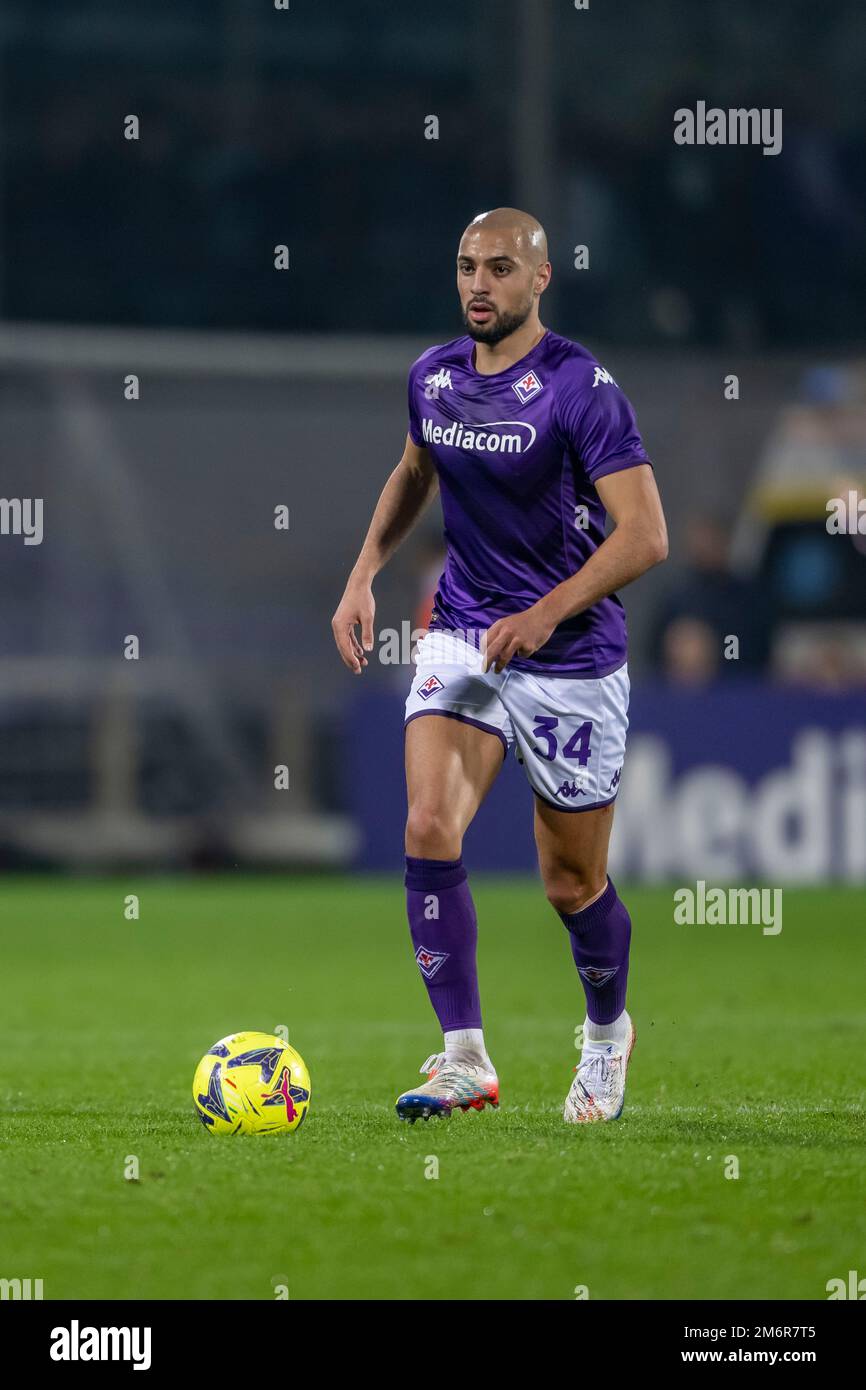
{"left": 331, "top": 433, "right": 438, "bottom": 674}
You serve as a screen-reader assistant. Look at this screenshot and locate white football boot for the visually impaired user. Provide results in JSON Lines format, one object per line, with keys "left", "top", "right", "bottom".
{"left": 396, "top": 1052, "right": 499, "bottom": 1123}
{"left": 564, "top": 1015, "right": 636, "bottom": 1124}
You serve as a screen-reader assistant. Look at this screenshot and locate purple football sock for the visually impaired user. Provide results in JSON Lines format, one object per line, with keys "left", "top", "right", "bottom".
{"left": 559, "top": 877, "right": 631, "bottom": 1025}
{"left": 405, "top": 855, "right": 482, "bottom": 1032}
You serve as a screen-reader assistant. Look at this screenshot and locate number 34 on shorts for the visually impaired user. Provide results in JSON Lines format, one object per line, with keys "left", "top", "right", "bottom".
{"left": 404, "top": 629, "right": 629, "bottom": 812}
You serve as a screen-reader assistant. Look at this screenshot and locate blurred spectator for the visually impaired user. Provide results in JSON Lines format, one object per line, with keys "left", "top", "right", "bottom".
{"left": 650, "top": 515, "right": 772, "bottom": 681}
{"left": 771, "top": 624, "right": 866, "bottom": 688}
{"left": 660, "top": 616, "right": 721, "bottom": 686}
{"left": 729, "top": 361, "right": 866, "bottom": 684}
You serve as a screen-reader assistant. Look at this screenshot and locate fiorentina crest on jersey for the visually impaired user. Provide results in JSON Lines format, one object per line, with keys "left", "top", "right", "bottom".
{"left": 418, "top": 673, "right": 445, "bottom": 700}
{"left": 415, "top": 945, "right": 449, "bottom": 980}
{"left": 512, "top": 369, "right": 543, "bottom": 404}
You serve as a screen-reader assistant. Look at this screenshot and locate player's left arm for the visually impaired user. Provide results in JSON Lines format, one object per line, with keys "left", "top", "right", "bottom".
{"left": 484, "top": 464, "right": 667, "bottom": 672}
{"left": 542, "top": 464, "right": 668, "bottom": 622}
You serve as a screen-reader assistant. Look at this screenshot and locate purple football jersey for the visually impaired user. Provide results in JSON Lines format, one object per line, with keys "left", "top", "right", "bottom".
{"left": 407, "top": 329, "right": 652, "bottom": 677}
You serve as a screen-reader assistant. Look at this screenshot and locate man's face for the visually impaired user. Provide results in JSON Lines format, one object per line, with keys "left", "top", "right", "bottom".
{"left": 456, "top": 228, "right": 542, "bottom": 345}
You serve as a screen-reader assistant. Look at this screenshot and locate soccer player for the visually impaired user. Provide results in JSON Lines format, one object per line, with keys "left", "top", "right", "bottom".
{"left": 332, "top": 208, "right": 668, "bottom": 1124}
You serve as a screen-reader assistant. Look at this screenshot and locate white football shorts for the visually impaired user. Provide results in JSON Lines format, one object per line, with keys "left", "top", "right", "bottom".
{"left": 404, "top": 628, "right": 629, "bottom": 812}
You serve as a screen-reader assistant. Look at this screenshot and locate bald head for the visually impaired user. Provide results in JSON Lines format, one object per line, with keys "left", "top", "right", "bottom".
{"left": 463, "top": 207, "right": 548, "bottom": 269}
{"left": 457, "top": 207, "right": 551, "bottom": 347}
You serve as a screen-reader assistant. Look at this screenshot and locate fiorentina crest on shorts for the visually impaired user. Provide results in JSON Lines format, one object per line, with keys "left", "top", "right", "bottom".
{"left": 418, "top": 673, "right": 445, "bottom": 700}
{"left": 512, "top": 369, "right": 543, "bottom": 404}
{"left": 415, "top": 945, "right": 449, "bottom": 980}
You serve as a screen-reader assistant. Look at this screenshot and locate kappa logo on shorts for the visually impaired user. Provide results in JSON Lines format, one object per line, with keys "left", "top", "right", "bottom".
{"left": 556, "top": 778, "right": 588, "bottom": 799}
{"left": 418, "top": 673, "right": 445, "bottom": 700}
{"left": 415, "top": 945, "right": 449, "bottom": 980}
{"left": 607, "top": 767, "right": 622, "bottom": 792}
{"left": 578, "top": 966, "right": 618, "bottom": 988}
{"left": 512, "top": 369, "right": 543, "bottom": 404}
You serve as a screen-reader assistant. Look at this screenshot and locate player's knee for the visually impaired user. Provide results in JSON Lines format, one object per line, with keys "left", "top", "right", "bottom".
{"left": 544, "top": 868, "right": 604, "bottom": 917}
{"left": 405, "top": 805, "right": 462, "bottom": 860}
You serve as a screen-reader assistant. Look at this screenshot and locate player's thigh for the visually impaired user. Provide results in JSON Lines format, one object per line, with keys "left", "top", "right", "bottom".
{"left": 404, "top": 713, "right": 505, "bottom": 853}
{"left": 503, "top": 662, "right": 629, "bottom": 909}
{"left": 533, "top": 797, "right": 616, "bottom": 912}
{"left": 504, "top": 663, "right": 629, "bottom": 813}
{"left": 404, "top": 627, "right": 512, "bottom": 854}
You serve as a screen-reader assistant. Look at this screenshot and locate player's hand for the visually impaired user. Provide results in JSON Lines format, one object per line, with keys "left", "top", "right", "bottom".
{"left": 331, "top": 581, "right": 376, "bottom": 674}
{"left": 483, "top": 603, "right": 556, "bottom": 673}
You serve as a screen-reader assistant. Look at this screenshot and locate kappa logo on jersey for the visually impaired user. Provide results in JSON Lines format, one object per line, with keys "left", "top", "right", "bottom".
{"left": 512, "top": 369, "right": 544, "bottom": 404}
{"left": 592, "top": 365, "right": 617, "bottom": 388}
{"left": 418, "top": 673, "right": 445, "bottom": 700}
{"left": 415, "top": 945, "right": 449, "bottom": 980}
{"left": 424, "top": 368, "right": 453, "bottom": 393}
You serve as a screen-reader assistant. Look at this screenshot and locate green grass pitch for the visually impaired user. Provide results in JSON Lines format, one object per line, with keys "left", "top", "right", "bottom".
{"left": 1, "top": 876, "right": 863, "bottom": 1301}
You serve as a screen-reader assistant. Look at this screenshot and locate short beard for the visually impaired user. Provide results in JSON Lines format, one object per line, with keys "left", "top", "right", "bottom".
{"left": 463, "top": 297, "right": 534, "bottom": 346}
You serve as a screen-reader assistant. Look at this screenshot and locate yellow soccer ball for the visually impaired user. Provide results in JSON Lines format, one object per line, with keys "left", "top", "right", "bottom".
{"left": 193, "top": 1031, "right": 311, "bottom": 1135}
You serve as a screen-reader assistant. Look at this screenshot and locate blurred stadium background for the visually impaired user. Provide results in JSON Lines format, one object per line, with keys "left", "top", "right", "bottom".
{"left": 1, "top": 0, "right": 864, "bottom": 881}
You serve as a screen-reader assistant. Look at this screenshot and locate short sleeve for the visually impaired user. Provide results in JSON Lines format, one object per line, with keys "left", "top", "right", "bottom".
{"left": 407, "top": 361, "right": 424, "bottom": 446}
{"left": 557, "top": 365, "right": 651, "bottom": 484}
